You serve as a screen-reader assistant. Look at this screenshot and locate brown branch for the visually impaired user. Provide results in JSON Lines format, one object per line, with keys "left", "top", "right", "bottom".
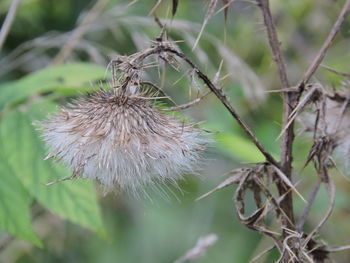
{"left": 119, "top": 45, "right": 280, "bottom": 167}
{"left": 164, "top": 48, "right": 280, "bottom": 167}
{"left": 257, "top": 0, "right": 289, "bottom": 91}
{"left": 300, "top": 0, "right": 350, "bottom": 85}
{"left": 257, "top": 0, "right": 295, "bottom": 232}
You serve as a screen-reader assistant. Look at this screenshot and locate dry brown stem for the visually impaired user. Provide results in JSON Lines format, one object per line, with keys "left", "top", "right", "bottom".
{"left": 113, "top": 43, "right": 280, "bottom": 167}
{"left": 253, "top": 0, "right": 350, "bottom": 261}
{"left": 257, "top": 0, "right": 295, "bottom": 238}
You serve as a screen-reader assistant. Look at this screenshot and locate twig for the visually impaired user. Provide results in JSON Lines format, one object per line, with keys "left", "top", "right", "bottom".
{"left": 321, "top": 64, "right": 350, "bottom": 78}
{"left": 299, "top": 0, "right": 350, "bottom": 85}
{"left": 141, "top": 81, "right": 177, "bottom": 105}
{"left": 249, "top": 245, "right": 275, "bottom": 262}
{"left": 325, "top": 245, "right": 350, "bottom": 253}
{"left": 256, "top": 0, "right": 289, "bottom": 91}
{"left": 165, "top": 91, "right": 211, "bottom": 111}
{"left": 257, "top": 0, "right": 295, "bottom": 232}
{"left": 164, "top": 48, "right": 280, "bottom": 167}
{"left": 296, "top": 179, "right": 322, "bottom": 232}
{"left": 302, "top": 178, "right": 336, "bottom": 249}
{"left": 0, "top": 0, "right": 21, "bottom": 51}
{"left": 51, "top": 0, "right": 109, "bottom": 65}
{"left": 132, "top": 45, "right": 280, "bottom": 167}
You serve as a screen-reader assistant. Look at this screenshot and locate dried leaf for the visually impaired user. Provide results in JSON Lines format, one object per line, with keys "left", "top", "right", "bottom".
{"left": 272, "top": 166, "right": 306, "bottom": 203}
{"left": 277, "top": 84, "right": 322, "bottom": 140}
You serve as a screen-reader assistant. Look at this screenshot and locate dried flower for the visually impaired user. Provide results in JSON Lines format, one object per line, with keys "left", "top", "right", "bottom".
{"left": 299, "top": 87, "right": 350, "bottom": 170}
{"left": 37, "top": 89, "right": 208, "bottom": 195}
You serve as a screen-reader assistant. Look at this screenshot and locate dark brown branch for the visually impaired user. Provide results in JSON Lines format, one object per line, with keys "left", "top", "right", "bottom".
{"left": 125, "top": 45, "right": 280, "bottom": 167}
{"left": 257, "top": 0, "right": 295, "bottom": 231}
{"left": 257, "top": 0, "right": 290, "bottom": 91}
{"left": 164, "top": 48, "right": 280, "bottom": 167}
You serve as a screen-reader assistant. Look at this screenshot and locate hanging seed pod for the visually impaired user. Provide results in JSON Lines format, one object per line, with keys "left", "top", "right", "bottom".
{"left": 37, "top": 88, "right": 208, "bottom": 194}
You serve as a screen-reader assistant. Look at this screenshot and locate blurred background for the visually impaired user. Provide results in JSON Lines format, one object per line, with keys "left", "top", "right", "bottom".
{"left": 0, "top": 0, "right": 350, "bottom": 262}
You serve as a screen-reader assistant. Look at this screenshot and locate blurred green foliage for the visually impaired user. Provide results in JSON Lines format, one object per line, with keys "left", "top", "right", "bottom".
{"left": 1, "top": 0, "right": 350, "bottom": 262}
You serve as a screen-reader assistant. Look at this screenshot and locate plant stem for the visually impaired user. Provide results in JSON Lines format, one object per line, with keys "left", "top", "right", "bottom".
{"left": 257, "top": 0, "right": 295, "bottom": 232}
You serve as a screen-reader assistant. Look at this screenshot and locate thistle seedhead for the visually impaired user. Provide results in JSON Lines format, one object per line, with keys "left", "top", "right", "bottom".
{"left": 38, "top": 88, "right": 208, "bottom": 195}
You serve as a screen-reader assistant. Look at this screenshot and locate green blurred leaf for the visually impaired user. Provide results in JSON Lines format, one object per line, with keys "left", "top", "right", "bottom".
{"left": 215, "top": 132, "right": 274, "bottom": 163}
{"left": 0, "top": 108, "right": 106, "bottom": 239}
{"left": 0, "top": 157, "right": 42, "bottom": 246}
{"left": 0, "top": 63, "right": 106, "bottom": 111}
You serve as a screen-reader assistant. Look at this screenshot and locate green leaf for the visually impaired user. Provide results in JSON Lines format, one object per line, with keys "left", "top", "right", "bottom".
{"left": 0, "top": 157, "right": 42, "bottom": 246}
{"left": 0, "top": 63, "right": 106, "bottom": 111}
{"left": 215, "top": 132, "right": 277, "bottom": 163}
{"left": 0, "top": 107, "right": 106, "bottom": 238}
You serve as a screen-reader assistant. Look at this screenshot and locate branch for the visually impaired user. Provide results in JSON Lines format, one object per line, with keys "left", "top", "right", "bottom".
{"left": 296, "top": 179, "right": 322, "bottom": 232}
{"left": 257, "top": 0, "right": 289, "bottom": 90}
{"left": 0, "top": 0, "right": 21, "bottom": 51}
{"left": 257, "top": 0, "right": 295, "bottom": 230}
{"left": 164, "top": 47, "right": 280, "bottom": 167}
{"left": 300, "top": 0, "right": 350, "bottom": 85}
{"left": 115, "top": 45, "right": 280, "bottom": 167}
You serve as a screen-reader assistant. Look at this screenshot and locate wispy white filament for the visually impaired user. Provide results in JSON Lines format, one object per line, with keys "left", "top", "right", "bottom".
{"left": 38, "top": 90, "right": 208, "bottom": 194}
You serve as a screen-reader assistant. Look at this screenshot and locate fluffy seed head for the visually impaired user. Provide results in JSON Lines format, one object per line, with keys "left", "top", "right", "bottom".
{"left": 38, "top": 89, "right": 208, "bottom": 194}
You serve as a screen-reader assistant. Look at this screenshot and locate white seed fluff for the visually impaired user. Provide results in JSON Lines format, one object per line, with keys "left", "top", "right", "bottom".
{"left": 38, "top": 90, "right": 208, "bottom": 194}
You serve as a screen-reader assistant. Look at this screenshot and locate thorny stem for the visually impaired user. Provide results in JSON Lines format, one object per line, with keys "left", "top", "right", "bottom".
{"left": 257, "top": 0, "right": 295, "bottom": 233}
{"left": 256, "top": 0, "right": 350, "bottom": 261}
{"left": 164, "top": 48, "right": 281, "bottom": 167}
{"left": 116, "top": 45, "right": 280, "bottom": 168}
